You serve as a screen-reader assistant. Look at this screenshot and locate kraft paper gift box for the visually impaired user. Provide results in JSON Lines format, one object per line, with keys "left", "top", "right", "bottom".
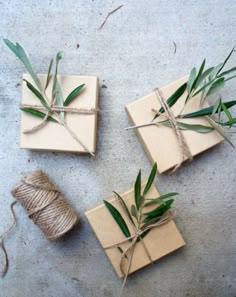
{"left": 125, "top": 76, "right": 224, "bottom": 174}
{"left": 85, "top": 183, "right": 185, "bottom": 277}
{"left": 21, "top": 73, "right": 99, "bottom": 153}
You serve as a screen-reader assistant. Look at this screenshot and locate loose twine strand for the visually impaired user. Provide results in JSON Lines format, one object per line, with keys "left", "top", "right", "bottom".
{"left": 0, "top": 170, "right": 78, "bottom": 277}
{"left": 154, "top": 88, "right": 193, "bottom": 173}
{"left": 104, "top": 211, "right": 175, "bottom": 297}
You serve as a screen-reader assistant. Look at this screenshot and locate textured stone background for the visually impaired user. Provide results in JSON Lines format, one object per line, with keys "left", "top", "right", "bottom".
{"left": 0, "top": 1, "right": 235, "bottom": 296}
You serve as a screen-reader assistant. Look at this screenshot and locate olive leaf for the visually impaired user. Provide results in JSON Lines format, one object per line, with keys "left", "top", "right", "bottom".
{"left": 52, "top": 52, "right": 64, "bottom": 117}
{"left": 130, "top": 205, "right": 138, "bottom": 221}
{"left": 218, "top": 66, "right": 236, "bottom": 77}
{"left": 45, "top": 58, "right": 53, "bottom": 90}
{"left": 113, "top": 191, "right": 135, "bottom": 226}
{"left": 195, "top": 67, "right": 214, "bottom": 88}
{"left": 20, "top": 107, "right": 58, "bottom": 122}
{"left": 187, "top": 67, "right": 197, "bottom": 94}
{"left": 103, "top": 200, "right": 131, "bottom": 238}
{"left": 206, "top": 77, "right": 225, "bottom": 96}
{"left": 221, "top": 102, "right": 233, "bottom": 126}
{"left": 134, "top": 170, "right": 141, "bottom": 210}
{"left": 143, "top": 163, "right": 157, "bottom": 196}
{"left": 3, "top": 39, "right": 43, "bottom": 92}
{"left": 162, "top": 121, "right": 214, "bottom": 133}
{"left": 144, "top": 192, "right": 179, "bottom": 207}
{"left": 180, "top": 100, "right": 236, "bottom": 118}
{"left": 23, "top": 79, "right": 49, "bottom": 109}
{"left": 143, "top": 199, "right": 174, "bottom": 223}
{"left": 216, "top": 47, "right": 235, "bottom": 75}
{"left": 64, "top": 84, "right": 85, "bottom": 106}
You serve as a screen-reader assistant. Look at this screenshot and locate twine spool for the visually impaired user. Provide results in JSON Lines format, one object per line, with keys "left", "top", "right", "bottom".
{"left": 11, "top": 170, "right": 78, "bottom": 240}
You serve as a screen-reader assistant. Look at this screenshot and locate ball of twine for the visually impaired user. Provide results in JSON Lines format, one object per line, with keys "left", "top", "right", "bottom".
{"left": 11, "top": 170, "right": 78, "bottom": 240}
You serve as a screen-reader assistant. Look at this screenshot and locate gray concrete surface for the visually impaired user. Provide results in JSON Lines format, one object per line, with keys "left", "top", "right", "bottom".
{"left": 0, "top": 1, "right": 236, "bottom": 296}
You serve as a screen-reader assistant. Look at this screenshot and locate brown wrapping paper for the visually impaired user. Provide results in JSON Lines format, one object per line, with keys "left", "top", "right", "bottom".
{"left": 125, "top": 76, "right": 224, "bottom": 173}
{"left": 85, "top": 183, "right": 185, "bottom": 278}
{"left": 21, "top": 74, "right": 99, "bottom": 153}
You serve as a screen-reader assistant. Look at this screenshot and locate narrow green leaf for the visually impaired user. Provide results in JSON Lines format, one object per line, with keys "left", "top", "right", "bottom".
{"left": 217, "top": 47, "right": 235, "bottom": 75}
{"left": 224, "top": 74, "right": 236, "bottom": 82}
{"left": 181, "top": 100, "right": 236, "bottom": 118}
{"left": 52, "top": 52, "right": 64, "bottom": 117}
{"left": 45, "top": 58, "right": 53, "bottom": 90}
{"left": 192, "top": 78, "right": 216, "bottom": 97}
{"left": 153, "top": 83, "right": 187, "bottom": 120}
{"left": 191, "top": 59, "right": 205, "bottom": 89}
{"left": 103, "top": 200, "right": 131, "bottom": 238}
{"left": 209, "top": 63, "right": 224, "bottom": 80}
{"left": 4, "top": 39, "right": 43, "bottom": 92}
{"left": 195, "top": 67, "right": 214, "bottom": 88}
{"left": 219, "top": 118, "right": 236, "bottom": 126}
{"left": 23, "top": 79, "right": 49, "bottom": 109}
{"left": 206, "top": 77, "right": 225, "bottom": 96}
{"left": 221, "top": 102, "right": 233, "bottom": 125}
{"left": 20, "top": 107, "right": 58, "bottom": 122}
{"left": 176, "top": 122, "right": 214, "bottom": 133}
{"left": 206, "top": 116, "right": 235, "bottom": 148}
{"left": 143, "top": 199, "right": 174, "bottom": 223}
{"left": 130, "top": 205, "right": 138, "bottom": 221}
{"left": 63, "top": 83, "right": 85, "bottom": 106}
{"left": 218, "top": 66, "right": 236, "bottom": 77}
{"left": 187, "top": 67, "right": 197, "bottom": 94}
{"left": 144, "top": 192, "right": 179, "bottom": 207}
{"left": 113, "top": 191, "right": 135, "bottom": 226}
{"left": 211, "top": 98, "right": 221, "bottom": 115}
{"left": 143, "top": 163, "right": 157, "bottom": 196}
{"left": 134, "top": 170, "right": 141, "bottom": 210}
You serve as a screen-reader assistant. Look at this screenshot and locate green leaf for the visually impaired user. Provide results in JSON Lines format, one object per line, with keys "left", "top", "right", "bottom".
{"left": 192, "top": 78, "right": 216, "bottom": 97}
{"left": 181, "top": 100, "right": 236, "bottom": 118}
{"left": 23, "top": 79, "right": 49, "bottom": 109}
{"left": 52, "top": 52, "right": 64, "bottom": 117}
{"left": 224, "top": 74, "right": 236, "bottom": 82}
{"left": 191, "top": 59, "right": 205, "bottom": 89}
{"left": 20, "top": 107, "right": 58, "bottom": 122}
{"left": 144, "top": 192, "right": 179, "bottom": 207}
{"left": 130, "top": 205, "right": 138, "bottom": 221}
{"left": 143, "top": 163, "right": 157, "bottom": 196}
{"left": 63, "top": 83, "right": 85, "bottom": 106}
{"left": 206, "top": 77, "right": 225, "bottom": 96}
{"left": 176, "top": 122, "right": 214, "bottom": 133}
{"left": 113, "top": 191, "right": 135, "bottom": 226}
{"left": 209, "top": 63, "right": 224, "bottom": 80}
{"left": 187, "top": 67, "right": 197, "bottom": 94}
{"left": 153, "top": 83, "right": 187, "bottom": 120}
{"left": 218, "top": 66, "right": 236, "bottom": 77}
{"left": 206, "top": 116, "right": 235, "bottom": 148}
{"left": 103, "top": 200, "right": 131, "bottom": 238}
{"left": 195, "top": 67, "right": 214, "bottom": 88}
{"left": 4, "top": 39, "right": 43, "bottom": 92}
{"left": 143, "top": 199, "right": 174, "bottom": 223}
{"left": 211, "top": 98, "right": 221, "bottom": 115}
{"left": 134, "top": 170, "right": 141, "bottom": 210}
{"left": 219, "top": 118, "right": 236, "bottom": 126}
{"left": 221, "top": 102, "right": 233, "bottom": 125}
{"left": 217, "top": 47, "right": 235, "bottom": 75}
{"left": 45, "top": 58, "right": 53, "bottom": 90}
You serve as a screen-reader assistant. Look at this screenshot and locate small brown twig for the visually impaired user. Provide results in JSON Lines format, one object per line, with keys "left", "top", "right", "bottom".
{"left": 99, "top": 5, "right": 123, "bottom": 30}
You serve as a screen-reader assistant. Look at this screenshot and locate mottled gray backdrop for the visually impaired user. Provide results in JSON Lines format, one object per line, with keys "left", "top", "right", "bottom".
{"left": 0, "top": 1, "right": 235, "bottom": 296}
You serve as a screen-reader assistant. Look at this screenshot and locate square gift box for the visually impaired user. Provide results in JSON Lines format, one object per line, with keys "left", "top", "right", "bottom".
{"left": 85, "top": 183, "right": 185, "bottom": 277}
{"left": 125, "top": 76, "right": 224, "bottom": 173}
{"left": 21, "top": 73, "right": 99, "bottom": 153}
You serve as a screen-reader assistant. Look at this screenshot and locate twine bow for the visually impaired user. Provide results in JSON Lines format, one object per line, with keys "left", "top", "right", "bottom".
{"left": 104, "top": 211, "right": 175, "bottom": 296}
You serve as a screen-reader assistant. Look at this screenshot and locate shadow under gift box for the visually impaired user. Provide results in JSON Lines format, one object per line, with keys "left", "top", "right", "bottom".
{"left": 125, "top": 76, "right": 224, "bottom": 174}
{"left": 85, "top": 183, "right": 185, "bottom": 278}
{"left": 21, "top": 74, "right": 99, "bottom": 153}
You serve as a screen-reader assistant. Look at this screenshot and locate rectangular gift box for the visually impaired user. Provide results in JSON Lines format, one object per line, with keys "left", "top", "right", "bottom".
{"left": 85, "top": 183, "right": 185, "bottom": 277}
{"left": 125, "top": 76, "right": 224, "bottom": 173}
{"left": 21, "top": 73, "right": 99, "bottom": 153}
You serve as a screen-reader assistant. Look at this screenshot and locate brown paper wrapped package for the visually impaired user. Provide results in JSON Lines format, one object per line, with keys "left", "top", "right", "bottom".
{"left": 125, "top": 76, "right": 224, "bottom": 173}
{"left": 85, "top": 183, "right": 185, "bottom": 278}
{"left": 21, "top": 74, "right": 99, "bottom": 153}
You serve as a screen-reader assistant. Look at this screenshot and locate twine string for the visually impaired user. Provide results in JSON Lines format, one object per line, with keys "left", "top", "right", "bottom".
{"left": 1, "top": 170, "right": 78, "bottom": 277}
{"left": 154, "top": 88, "right": 193, "bottom": 173}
